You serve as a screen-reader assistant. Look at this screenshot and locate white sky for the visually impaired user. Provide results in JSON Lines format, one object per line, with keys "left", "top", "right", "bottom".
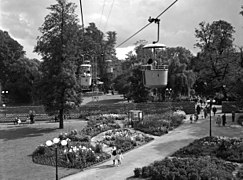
{"left": 0, "top": 0, "right": 243, "bottom": 60}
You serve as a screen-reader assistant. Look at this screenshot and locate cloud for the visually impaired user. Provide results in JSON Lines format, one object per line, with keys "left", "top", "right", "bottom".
{"left": 0, "top": 0, "right": 242, "bottom": 60}
{"left": 116, "top": 45, "right": 136, "bottom": 60}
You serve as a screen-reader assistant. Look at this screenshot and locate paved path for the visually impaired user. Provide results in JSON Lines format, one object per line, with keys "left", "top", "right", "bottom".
{"left": 61, "top": 116, "right": 208, "bottom": 180}
{"left": 61, "top": 107, "right": 243, "bottom": 180}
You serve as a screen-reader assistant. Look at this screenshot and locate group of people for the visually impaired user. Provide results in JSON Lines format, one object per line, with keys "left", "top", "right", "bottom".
{"left": 192, "top": 100, "right": 236, "bottom": 127}
{"left": 191, "top": 103, "right": 215, "bottom": 123}
{"left": 13, "top": 111, "right": 35, "bottom": 125}
{"left": 111, "top": 146, "right": 124, "bottom": 167}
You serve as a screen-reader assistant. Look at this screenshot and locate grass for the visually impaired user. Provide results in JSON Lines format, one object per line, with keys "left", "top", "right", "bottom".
{"left": 0, "top": 97, "right": 242, "bottom": 180}
{"left": 0, "top": 120, "right": 87, "bottom": 180}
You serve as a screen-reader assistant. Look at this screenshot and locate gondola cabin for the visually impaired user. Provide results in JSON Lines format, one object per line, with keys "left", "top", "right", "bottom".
{"left": 80, "top": 63, "right": 92, "bottom": 87}
{"left": 105, "top": 60, "right": 113, "bottom": 73}
{"left": 142, "top": 64, "right": 168, "bottom": 88}
{"left": 142, "top": 43, "right": 168, "bottom": 88}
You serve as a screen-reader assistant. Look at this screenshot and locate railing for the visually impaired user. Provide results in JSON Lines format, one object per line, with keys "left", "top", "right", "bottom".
{"left": 141, "top": 64, "right": 168, "bottom": 70}
{"left": 154, "top": 65, "right": 168, "bottom": 70}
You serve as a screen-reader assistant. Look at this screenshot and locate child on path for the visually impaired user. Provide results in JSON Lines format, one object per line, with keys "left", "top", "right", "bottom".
{"left": 216, "top": 115, "right": 221, "bottom": 126}
{"left": 111, "top": 146, "right": 117, "bottom": 166}
{"left": 115, "top": 149, "right": 124, "bottom": 166}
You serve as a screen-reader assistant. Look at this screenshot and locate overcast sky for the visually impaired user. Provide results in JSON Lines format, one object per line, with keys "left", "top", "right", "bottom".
{"left": 0, "top": 0, "right": 243, "bottom": 60}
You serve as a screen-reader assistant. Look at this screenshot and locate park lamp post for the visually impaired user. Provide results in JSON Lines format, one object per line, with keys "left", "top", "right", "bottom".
{"left": 165, "top": 88, "right": 172, "bottom": 100}
{"left": 1, "top": 90, "right": 8, "bottom": 103}
{"left": 2, "top": 103, "right": 6, "bottom": 117}
{"left": 208, "top": 99, "right": 216, "bottom": 137}
{"left": 46, "top": 138, "right": 67, "bottom": 180}
{"left": 1, "top": 90, "right": 8, "bottom": 117}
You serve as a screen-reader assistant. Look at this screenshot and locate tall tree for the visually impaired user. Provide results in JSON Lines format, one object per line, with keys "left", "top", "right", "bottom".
{"left": 194, "top": 20, "right": 236, "bottom": 97}
{"left": 5, "top": 57, "right": 41, "bottom": 104}
{"left": 0, "top": 30, "right": 25, "bottom": 86}
{"left": 34, "top": 0, "right": 82, "bottom": 128}
{"left": 0, "top": 30, "right": 41, "bottom": 105}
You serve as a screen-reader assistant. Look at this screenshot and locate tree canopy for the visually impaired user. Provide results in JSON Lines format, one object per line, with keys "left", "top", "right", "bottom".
{"left": 0, "top": 30, "right": 25, "bottom": 86}
{"left": 194, "top": 20, "right": 237, "bottom": 98}
{"left": 35, "top": 0, "right": 82, "bottom": 128}
{"left": 0, "top": 30, "right": 41, "bottom": 105}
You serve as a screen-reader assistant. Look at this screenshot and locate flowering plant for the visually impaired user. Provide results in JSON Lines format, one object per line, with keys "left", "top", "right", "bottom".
{"left": 32, "top": 130, "right": 111, "bottom": 169}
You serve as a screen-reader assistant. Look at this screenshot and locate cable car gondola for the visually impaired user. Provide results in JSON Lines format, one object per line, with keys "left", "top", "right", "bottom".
{"left": 142, "top": 43, "right": 168, "bottom": 88}
{"left": 80, "top": 61, "right": 92, "bottom": 88}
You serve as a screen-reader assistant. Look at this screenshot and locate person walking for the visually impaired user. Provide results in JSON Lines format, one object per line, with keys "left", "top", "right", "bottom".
{"left": 115, "top": 149, "right": 124, "bottom": 166}
{"left": 194, "top": 113, "right": 198, "bottom": 122}
{"left": 111, "top": 146, "right": 117, "bottom": 166}
{"left": 203, "top": 108, "right": 208, "bottom": 119}
{"left": 232, "top": 111, "right": 235, "bottom": 122}
{"left": 212, "top": 106, "right": 217, "bottom": 116}
{"left": 29, "top": 110, "right": 35, "bottom": 124}
{"left": 216, "top": 115, "right": 221, "bottom": 126}
{"left": 222, "top": 113, "right": 226, "bottom": 126}
{"left": 196, "top": 104, "right": 201, "bottom": 115}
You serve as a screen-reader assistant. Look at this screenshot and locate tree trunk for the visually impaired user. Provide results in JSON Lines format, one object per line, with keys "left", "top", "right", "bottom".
{"left": 59, "top": 108, "right": 64, "bottom": 129}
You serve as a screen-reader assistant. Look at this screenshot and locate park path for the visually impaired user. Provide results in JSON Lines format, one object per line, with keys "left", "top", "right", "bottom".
{"left": 61, "top": 100, "right": 243, "bottom": 180}
{"left": 61, "top": 115, "right": 212, "bottom": 180}
{"left": 61, "top": 110, "right": 243, "bottom": 180}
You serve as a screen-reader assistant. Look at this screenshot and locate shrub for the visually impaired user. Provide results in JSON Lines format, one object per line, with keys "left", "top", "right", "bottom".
{"left": 134, "top": 168, "right": 142, "bottom": 177}
{"left": 134, "top": 157, "right": 236, "bottom": 180}
{"left": 94, "top": 143, "right": 103, "bottom": 153}
{"left": 135, "top": 112, "right": 184, "bottom": 136}
{"left": 141, "top": 166, "right": 152, "bottom": 178}
{"left": 237, "top": 167, "right": 243, "bottom": 179}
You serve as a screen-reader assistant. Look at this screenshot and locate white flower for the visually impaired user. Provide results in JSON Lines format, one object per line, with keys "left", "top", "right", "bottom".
{"left": 73, "top": 146, "right": 78, "bottom": 153}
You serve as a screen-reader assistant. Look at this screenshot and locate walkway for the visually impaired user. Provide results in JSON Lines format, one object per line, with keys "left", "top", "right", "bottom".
{"left": 62, "top": 114, "right": 234, "bottom": 180}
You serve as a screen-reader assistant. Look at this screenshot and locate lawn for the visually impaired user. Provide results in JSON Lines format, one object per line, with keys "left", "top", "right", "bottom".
{"left": 0, "top": 120, "right": 87, "bottom": 180}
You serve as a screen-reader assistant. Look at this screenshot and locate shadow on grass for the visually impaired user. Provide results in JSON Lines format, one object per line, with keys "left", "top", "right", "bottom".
{"left": 0, "top": 126, "right": 58, "bottom": 141}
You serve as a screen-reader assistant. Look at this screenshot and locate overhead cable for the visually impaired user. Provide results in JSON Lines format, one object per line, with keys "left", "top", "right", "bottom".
{"left": 116, "top": 0, "right": 178, "bottom": 48}
{"left": 104, "top": 0, "right": 115, "bottom": 31}
{"left": 99, "top": 0, "right": 107, "bottom": 27}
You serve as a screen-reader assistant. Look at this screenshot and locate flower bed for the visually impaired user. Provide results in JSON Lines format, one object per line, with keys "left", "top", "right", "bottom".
{"left": 133, "top": 157, "right": 237, "bottom": 180}
{"left": 32, "top": 130, "right": 111, "bottom": 169}
{"left": 172, "top": 136, "right": 243, "bottom": 163}
{"left": 80, "top": 114, "right": 120, "bottom": 137}
{"left": 133, "top": 136, "right": 243, "bottom": 179}
{"left": 134, "top": 112, "right": 185, "bottom": 136}
{"left": 100, "top": 129, "right": 154, "bottom": 153}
